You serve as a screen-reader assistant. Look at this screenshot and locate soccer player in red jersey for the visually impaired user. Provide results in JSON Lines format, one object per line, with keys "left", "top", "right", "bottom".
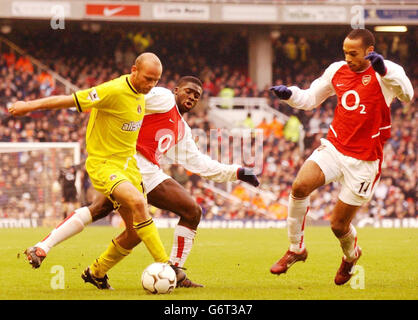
{"left": 269, "top": 29, "right": 413, "bottom": 285}
{"left": 25, "top": 76, "right": 259, "bottom": 288}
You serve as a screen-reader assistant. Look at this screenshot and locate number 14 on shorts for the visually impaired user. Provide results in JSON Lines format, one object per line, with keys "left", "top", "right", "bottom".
{"left": 358, "top": 181, "right": 371, "bottom": 194}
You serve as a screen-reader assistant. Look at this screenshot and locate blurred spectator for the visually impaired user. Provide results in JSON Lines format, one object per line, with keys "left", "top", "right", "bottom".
{"left": 58, "top": 157, "right": 80, "bottom": 218}
{"left": 231, "top": 184, "right": 250, "bottom": 203}
{"left": 298, "top": 37, "right": 310, "bottom": 64}
{"left": 257, "top": 117, "right": 270, "bottom": 138}
{"left": 219, "top": 85, "right": 234, "bottom": 109}
{"left": 267, "top": 201, "right": 288, "bottom": 220}
{"left": 37, "top": 71, "right": 55, "bottom": 96}
{"left": 283, "top": 36, "right": 298, "bottom": 62}
{"left": 2, "top": 49, "right": 16, "bottom": 67}
{"left": 283, "top": 115, "right": 301, "bottom": 143}
{"left": 15, "top": 55, "right": 33, "bottom": 74}
{"left": 251, "top": 193, "right": 267, "bottom": 210}
{"left": 242, "top": 112, "right": 255, "bottom": 129}
{"left": 268, "top": 115, "right": 284, "bottom": 139}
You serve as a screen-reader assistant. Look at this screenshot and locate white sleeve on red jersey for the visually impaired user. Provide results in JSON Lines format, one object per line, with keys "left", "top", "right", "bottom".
{"left": 144, "top": 87, "right": 176, "bottom": 114}
{"left": 164, "top": 121, "right": 240, "bottom": 182}
{"left": 377, "top": 60, "right": 414, "bottom": 105}
{"left": 285, "top": 61, "right": 345, "bottom": 110}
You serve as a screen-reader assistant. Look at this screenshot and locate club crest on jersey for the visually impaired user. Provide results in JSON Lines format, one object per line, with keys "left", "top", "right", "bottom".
{"left": 362, "top": 75, "right": 371, "bottom": 86}
{"left": 109, "top": 174, "right": 117, "bottom": 181}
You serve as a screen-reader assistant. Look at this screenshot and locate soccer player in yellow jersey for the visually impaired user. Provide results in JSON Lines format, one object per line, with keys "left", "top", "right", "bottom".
{"left": 9, "top": 53, "right": 170, "bottom": 289}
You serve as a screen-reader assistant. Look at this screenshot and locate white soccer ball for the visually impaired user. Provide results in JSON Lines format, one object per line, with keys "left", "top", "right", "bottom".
{"left": 141, "top": 262, "right": 177, "bottom": 294}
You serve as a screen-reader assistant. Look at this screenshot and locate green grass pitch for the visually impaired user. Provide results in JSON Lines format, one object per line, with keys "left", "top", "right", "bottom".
{"left": 1, "top": 226, "right": 417, "bottom": 300}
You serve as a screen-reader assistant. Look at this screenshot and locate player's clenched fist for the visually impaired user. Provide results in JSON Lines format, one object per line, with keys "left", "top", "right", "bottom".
{"left": 269, "top": 85, "right": 292, "bottom": 100}
{"left": 237, "top": 167, "right": 260, "bottom": 187}
{"left": 365, "top": 52, "right": 387, "bottom": 76}
{"left": 8, "top": 101, "right": 31, "bottom": 116}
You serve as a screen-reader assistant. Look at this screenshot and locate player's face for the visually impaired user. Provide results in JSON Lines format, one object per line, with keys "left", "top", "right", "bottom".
{"left": 174, "top": 83, "right": 203, "bottom": 114}
{"left": 343, "top": 37, "right": 373, "bottom": 72}
{"left": 131, "top": 63, "right": 161, "bottom": 94}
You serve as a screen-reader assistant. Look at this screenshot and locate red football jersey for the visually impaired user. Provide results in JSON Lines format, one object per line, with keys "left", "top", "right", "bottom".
{"left": 328, "top": 64, "right": 390, "bottom": 161}
{"left": 135, "top": 87, "right": 241, "bottom": 183}
{"left": 136, "top": 104, "right": 185, "bottom": 166}
{"left": 286, "top": 60, "right": 413, "bottom": 162}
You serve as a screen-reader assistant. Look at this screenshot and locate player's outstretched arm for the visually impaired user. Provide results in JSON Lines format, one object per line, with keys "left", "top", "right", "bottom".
{"left": 165, "top": 124, "right": 246, "bottom": 184}
{"left": 366, "top": 53, "right": 414, "bottom": 103}
{"left": 8, "top": 95, "right": 75, "bottom": 117}
{"left": 270, "top": 62, "right": 343, "bottom": 111}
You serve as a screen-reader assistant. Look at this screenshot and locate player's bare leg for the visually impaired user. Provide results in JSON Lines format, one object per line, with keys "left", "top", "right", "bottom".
{"left": 330, "top": 199, "right": 362, "bottom": 285}
{"left": 89, "top": 194, "right": 115, "bottom": 222}
{"left": 147, "top": 178, "right": 203, "bottom": 287}
{"left": 271, "top": 160, "right": 325, "bottom": 275}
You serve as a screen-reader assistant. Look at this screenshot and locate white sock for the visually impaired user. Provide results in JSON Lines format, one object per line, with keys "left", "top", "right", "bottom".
{"left": 338, "top": 224, "right": 359, "bottom": 262}
{"left": 169, "top": 225, "right": 196, "bottom": 268}
{"left": 36, "top": 207, "right": 92, "bottom": 254}
{"left": 287, "top": 194, "right": 310, "bottom": 253}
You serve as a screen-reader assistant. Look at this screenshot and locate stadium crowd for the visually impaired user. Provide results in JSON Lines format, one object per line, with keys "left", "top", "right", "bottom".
{"left": 0, "top": 25, "right": 416, "bottom": 222}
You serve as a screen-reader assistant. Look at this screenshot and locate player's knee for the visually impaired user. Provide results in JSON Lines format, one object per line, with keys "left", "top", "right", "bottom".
{"left": 291, "top": 179, "right": 312, "bottom": 198}
{"left": 125, "top": 194, "right": 147, "bottom": 213}
{"left": 330, "top": 219, "right": 349, "bottom": 238}
{"left": 192, "top": 204, "right": 202, "bottom": 226}
{"left": 89, "top": 198, "right": 114, "bottom": 222}
{"left": 181, "top": 202, "right": 202, "bottom": 228}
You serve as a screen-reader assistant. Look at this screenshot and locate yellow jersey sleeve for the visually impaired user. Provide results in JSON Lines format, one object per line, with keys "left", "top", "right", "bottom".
{"left": 72, "top": 79, "right": 117, "bottom": 113}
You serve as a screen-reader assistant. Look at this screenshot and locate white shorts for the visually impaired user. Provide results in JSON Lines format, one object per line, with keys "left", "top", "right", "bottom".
{"left": 134, "top": 153, "right": 171, "bottom": 194}
{"left": 307, "top": 138, "right": 381, "bottom": 206}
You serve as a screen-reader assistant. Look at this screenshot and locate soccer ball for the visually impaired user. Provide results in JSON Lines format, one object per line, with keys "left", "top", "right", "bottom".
{"left": 141, "top": 262, "right": 177, "bottom": 294}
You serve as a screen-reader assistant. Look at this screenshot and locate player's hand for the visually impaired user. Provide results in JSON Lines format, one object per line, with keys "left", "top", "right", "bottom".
{"left": 237, "top": 167, "right": 260, "bottom": 187}
{"left": 269, "top": 85, "right": 292, "bottom": 100}
{"left": 365, "top": 52, "right": 387, "bottom": 76}
{"left": 8, "top": 101, "right": 31, "bottom": 116}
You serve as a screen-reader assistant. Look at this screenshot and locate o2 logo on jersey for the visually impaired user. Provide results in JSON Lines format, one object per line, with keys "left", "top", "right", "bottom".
{"left": 158, "top": 134, "right": 173, "bottom": 153}
{"left": 341, "top": 90, "right": 366, "bottom": 114}
{"left": 155, "top": 129, "right": 176, "bottom": 154}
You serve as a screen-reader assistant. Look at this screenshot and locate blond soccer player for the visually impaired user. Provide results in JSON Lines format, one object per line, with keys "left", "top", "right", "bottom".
{"left": 9, "top": 52, "right": 170, "bottom": 289}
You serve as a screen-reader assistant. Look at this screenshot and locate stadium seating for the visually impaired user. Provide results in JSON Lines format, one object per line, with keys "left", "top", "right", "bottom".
{"left": 0, "top": 24, "right": 416, "bottom": 222}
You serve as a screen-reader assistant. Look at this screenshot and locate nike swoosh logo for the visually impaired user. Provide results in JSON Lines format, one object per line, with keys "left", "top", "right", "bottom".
{"left": 103, "top": 7, "right": 124, "bottom": 16}
{"left": 169, "top": 119, "right": 174, "bottom": 123}
{"left": 336, "top": 84, "right": 344, "bottom": 87}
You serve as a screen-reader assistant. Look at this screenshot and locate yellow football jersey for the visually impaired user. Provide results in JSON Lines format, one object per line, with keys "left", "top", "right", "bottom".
{"left": 73, "top": 75, "right": 145, "bottom": 159}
